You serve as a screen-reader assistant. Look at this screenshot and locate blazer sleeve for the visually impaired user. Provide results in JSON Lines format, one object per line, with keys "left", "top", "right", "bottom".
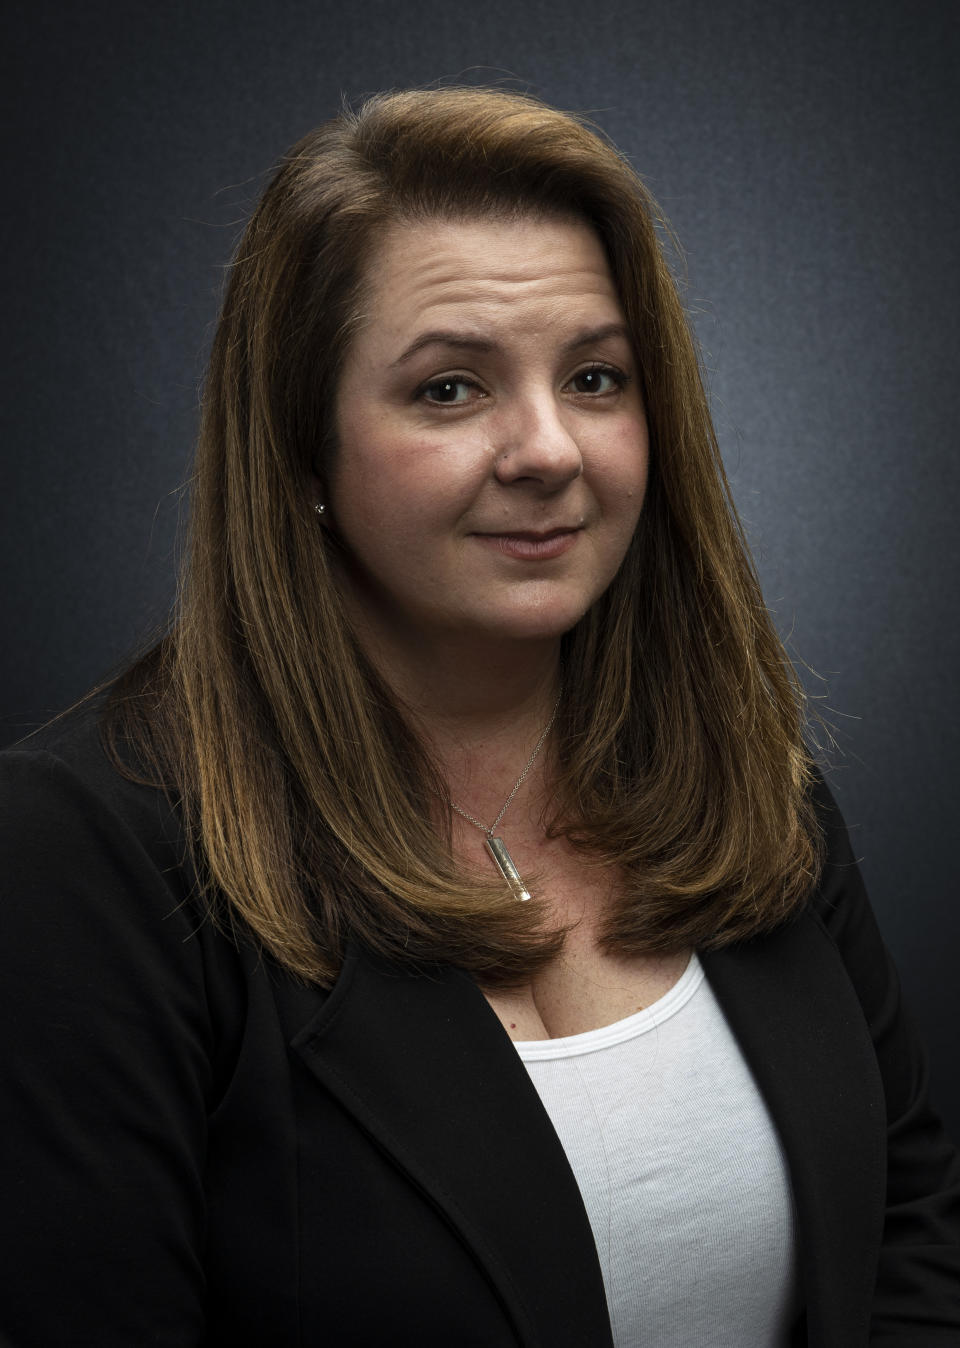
{"left": 811, "top": 778, "right": 960, "bottom": 1341}
{"left": 0, "top": 746, "right": 217, "bottom": 1347}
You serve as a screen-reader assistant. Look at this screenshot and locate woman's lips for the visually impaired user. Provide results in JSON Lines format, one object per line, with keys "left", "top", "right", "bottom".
{"left": 472, "top": 528, "right": 582, "bottom": 561}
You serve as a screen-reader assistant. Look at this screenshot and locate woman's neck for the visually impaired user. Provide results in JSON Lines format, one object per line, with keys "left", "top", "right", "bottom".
{"left": 356, "top": 625, "right": 564, "bottom": 818}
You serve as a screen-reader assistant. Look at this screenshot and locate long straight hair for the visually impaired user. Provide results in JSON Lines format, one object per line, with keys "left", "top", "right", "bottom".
{"left": 109, "top": 87, "right": 821, "bottom": 985}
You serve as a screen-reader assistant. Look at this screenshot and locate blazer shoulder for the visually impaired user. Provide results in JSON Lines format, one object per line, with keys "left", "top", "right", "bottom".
{"left": 1, "top": 693, "right": 189, "bottom": 887}
{"left": 805, "top": 769, "right": 875, "bottom": 940}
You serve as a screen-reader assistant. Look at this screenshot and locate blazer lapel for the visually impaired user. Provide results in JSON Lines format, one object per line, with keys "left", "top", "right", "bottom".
{"left": 702, "top": 912, "right": 886, "bottom": 1348}
{"left": 282, "top": 942, "right": 613, "bottom": 1348}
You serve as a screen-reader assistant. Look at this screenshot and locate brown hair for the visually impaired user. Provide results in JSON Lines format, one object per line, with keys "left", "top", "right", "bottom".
{"left": 109, "top": 86, "right": 821, "bottom": 985}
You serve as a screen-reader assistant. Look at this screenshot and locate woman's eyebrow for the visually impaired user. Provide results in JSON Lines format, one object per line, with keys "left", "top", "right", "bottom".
{"left": 559, "top": 322, "right": 631, "bottom": 355}
{"left": 390, "top": 322, "right": 630, "bottom": 368}
{"left": 391, "top": 330, "right": 495, "bottom": 367}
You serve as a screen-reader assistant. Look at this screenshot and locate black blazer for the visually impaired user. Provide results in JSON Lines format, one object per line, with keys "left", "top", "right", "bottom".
{"left": 1, "top": 707, "right": 958, "bottom": 1347}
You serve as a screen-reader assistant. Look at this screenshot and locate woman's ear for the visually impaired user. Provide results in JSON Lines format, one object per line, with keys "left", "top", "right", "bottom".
{"left": 311, "top": 471, "right": 329, "bottom": 527}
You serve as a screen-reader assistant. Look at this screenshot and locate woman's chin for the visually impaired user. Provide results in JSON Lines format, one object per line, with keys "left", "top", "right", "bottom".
{"left": 465, "top": 601, "right": 592, "bottom": 647}
{"left": 341, "top": 584, "right": 597, "bottom": 663}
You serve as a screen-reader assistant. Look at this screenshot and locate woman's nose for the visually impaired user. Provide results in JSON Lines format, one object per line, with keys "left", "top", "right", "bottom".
{"left": 492, "top": 396, "right": 583, "bottom": 490}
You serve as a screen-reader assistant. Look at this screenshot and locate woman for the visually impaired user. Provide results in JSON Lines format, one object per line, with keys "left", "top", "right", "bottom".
{"left": 1, "top": 88, "right": 957, "bottom": 1347}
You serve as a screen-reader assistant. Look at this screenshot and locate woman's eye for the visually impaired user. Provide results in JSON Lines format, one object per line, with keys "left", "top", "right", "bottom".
{"left": 569, "top": 367, "right": 623, "bottom": 396}
{"left": 419, "top": 378, "right": 477, "bottom": 406}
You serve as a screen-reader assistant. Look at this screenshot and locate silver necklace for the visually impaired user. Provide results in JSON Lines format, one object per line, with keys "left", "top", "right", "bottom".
{"left": 449, "top": 687, "right": 562, "bottom": 903}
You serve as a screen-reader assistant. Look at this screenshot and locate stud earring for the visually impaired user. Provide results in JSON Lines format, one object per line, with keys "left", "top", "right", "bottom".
{"left": 314, "top": 503, "right": 326, "bottom": 518}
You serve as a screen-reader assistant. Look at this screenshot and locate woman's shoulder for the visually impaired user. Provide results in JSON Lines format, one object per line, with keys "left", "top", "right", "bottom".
{"left": 1, "top": 693, "right": 186, "bottom": 881}
{"left": 0, "top": 691, "right": 253, "bottom": 1075}
{"left": 4, "top": 691, "right": 158, "bottom": 806}
{"left": 803, "top": 768, "right": 880, "bottom": 951}
{"left": 0, "top": 693, "right": 211, "bottom": 969}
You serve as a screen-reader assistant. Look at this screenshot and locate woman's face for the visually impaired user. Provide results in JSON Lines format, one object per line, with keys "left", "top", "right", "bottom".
{"left": 329, "top": 215, "right": 649, "bottom": 663}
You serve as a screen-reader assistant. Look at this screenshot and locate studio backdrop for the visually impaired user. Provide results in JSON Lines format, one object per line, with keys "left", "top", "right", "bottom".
{"left": 3, "top": 0, "right": 958, "bottom": 1133}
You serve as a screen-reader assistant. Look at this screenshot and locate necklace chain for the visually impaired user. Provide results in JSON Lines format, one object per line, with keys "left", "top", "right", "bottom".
{"left": 449, "top": 686, "right": 563, "bottom": 838}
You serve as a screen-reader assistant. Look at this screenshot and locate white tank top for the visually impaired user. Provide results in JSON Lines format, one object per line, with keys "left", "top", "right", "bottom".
{"left": 515, "top": 954, "right": 800, "bottom": 1347}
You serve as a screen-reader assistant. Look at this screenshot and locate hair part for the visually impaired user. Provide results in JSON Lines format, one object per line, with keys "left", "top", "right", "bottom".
{"left": 109, "top": 86, "right": 821, "bottom": 986}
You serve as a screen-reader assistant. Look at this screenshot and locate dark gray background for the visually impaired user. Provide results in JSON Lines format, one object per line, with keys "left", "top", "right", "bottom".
{"left": 3, "top": 1, "right": 958, "bottom": 1132}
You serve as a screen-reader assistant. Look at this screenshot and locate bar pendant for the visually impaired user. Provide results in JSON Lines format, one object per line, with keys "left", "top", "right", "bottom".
{"left": 485, "top": 836, "right": 532, "bottom": 902}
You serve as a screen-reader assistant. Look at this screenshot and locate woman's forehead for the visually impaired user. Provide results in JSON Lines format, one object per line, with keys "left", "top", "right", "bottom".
{"left": 349, "top": 216, "right": 627, "bottom": 364}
